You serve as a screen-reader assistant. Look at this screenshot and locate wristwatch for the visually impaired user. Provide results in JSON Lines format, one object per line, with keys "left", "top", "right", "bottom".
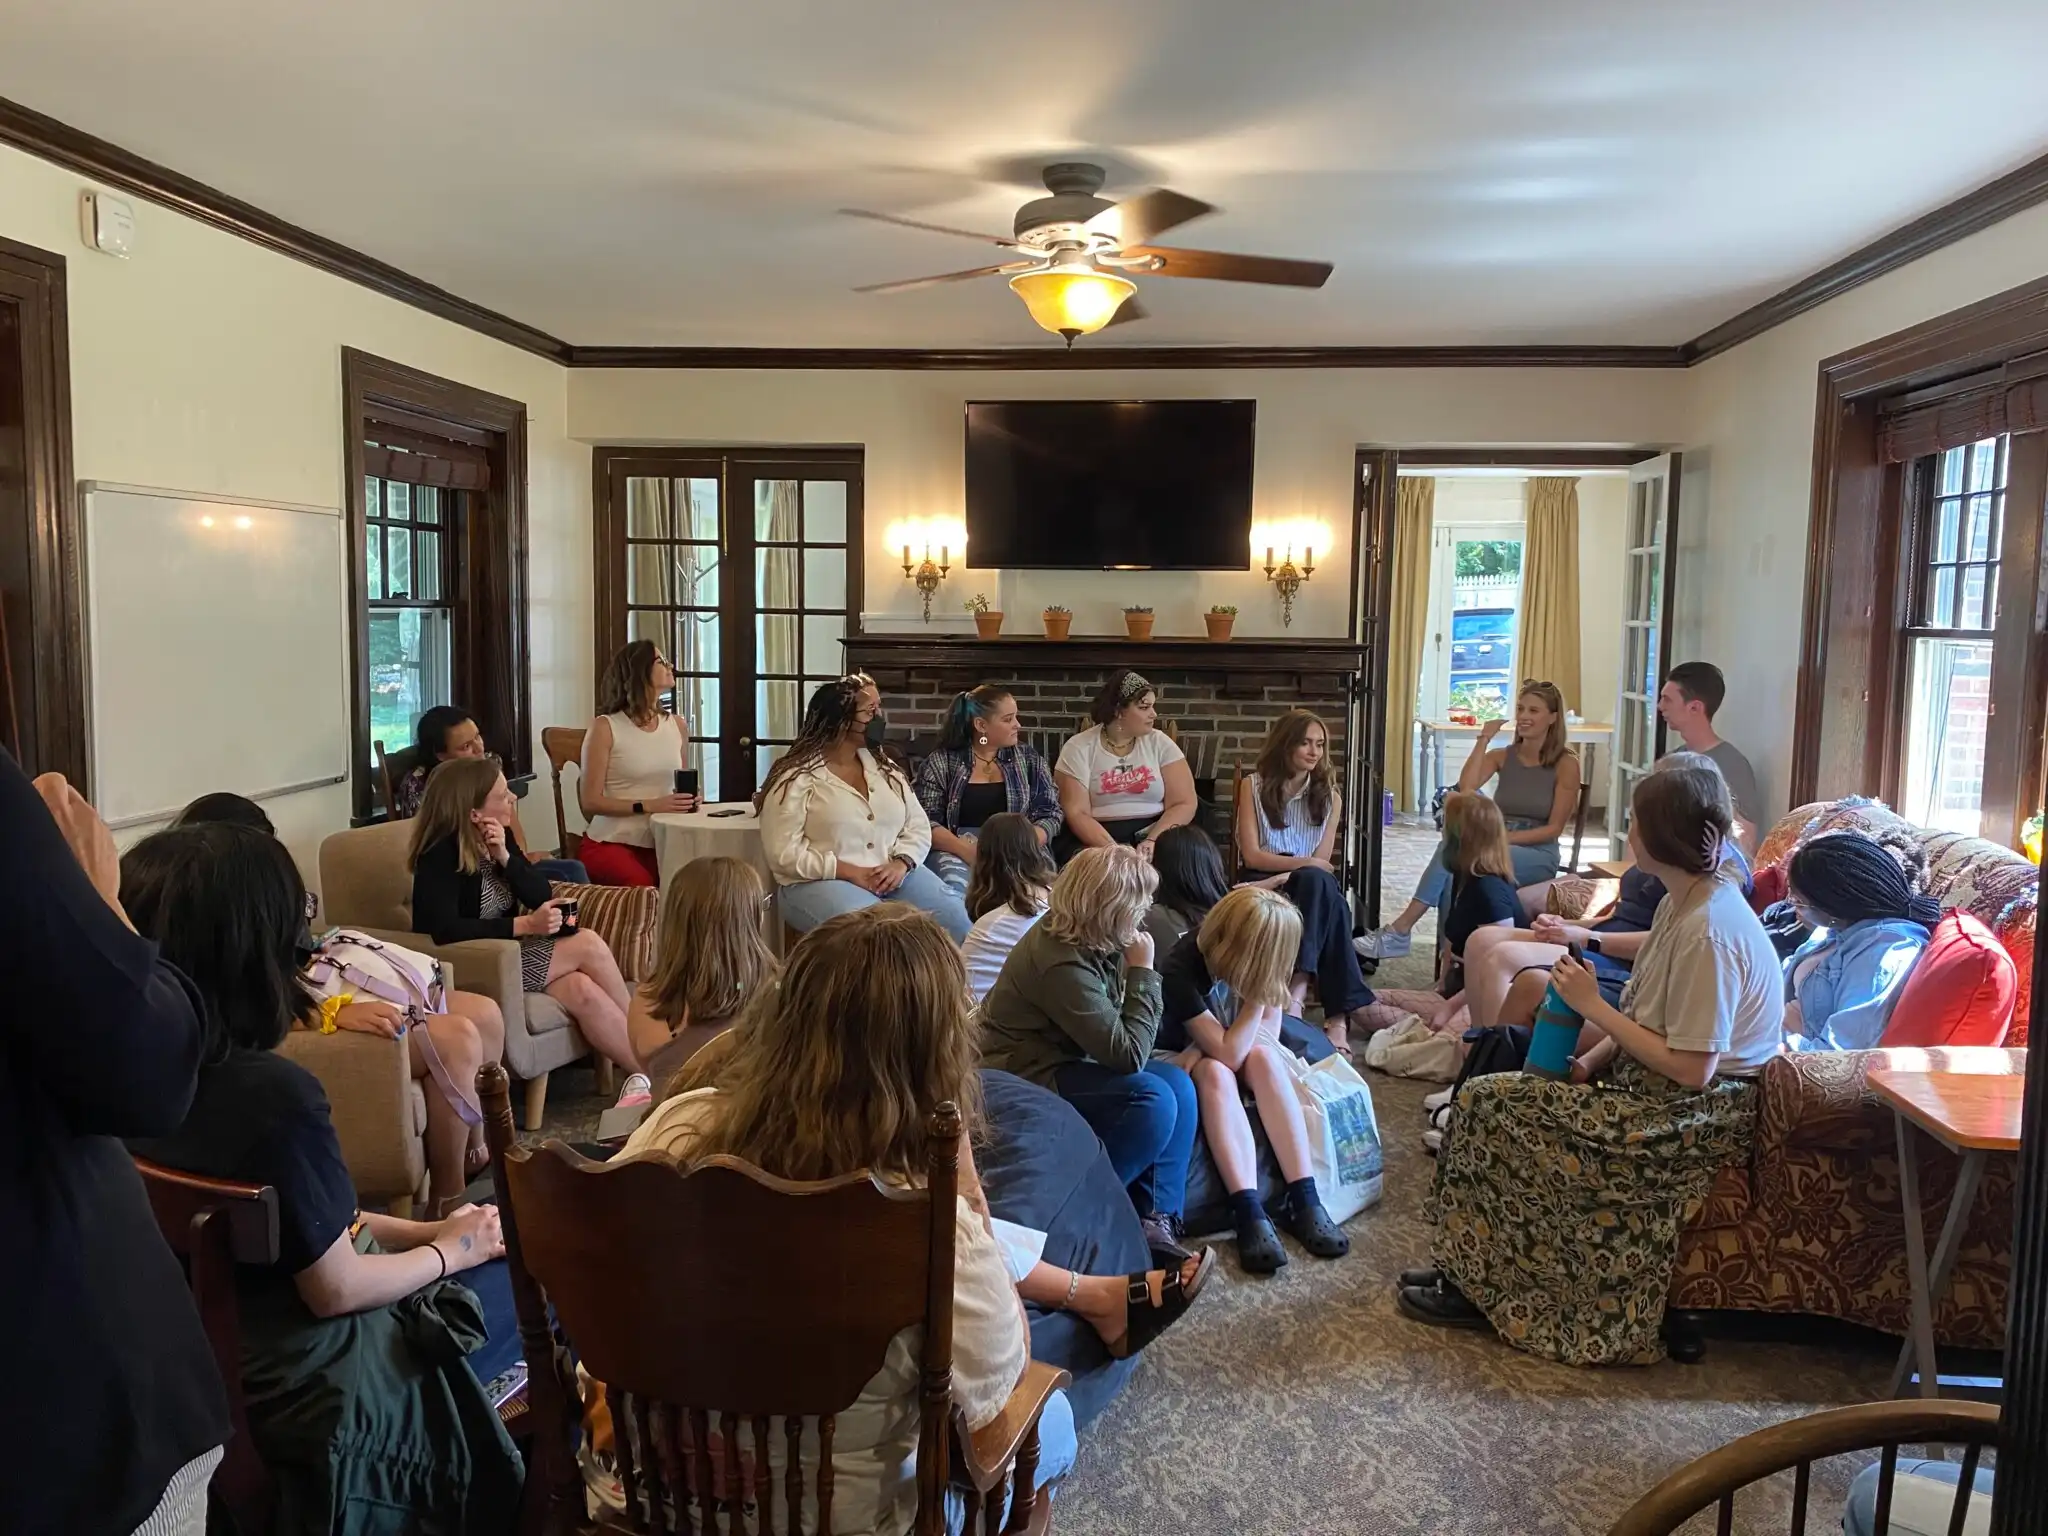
{"left": 1585, "top": 934, "right": 1603, "bottom": 956}
{"left": 895, "top": 853, "right": 917, "bottom": 872}
{"left": 632, "top": 800, "right": 645, "bottom": 815}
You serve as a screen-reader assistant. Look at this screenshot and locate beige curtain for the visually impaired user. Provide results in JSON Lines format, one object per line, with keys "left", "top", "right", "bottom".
{"left": 1385, "top": 477, "right": 1435, "bottom": 813}
{"left": 1517, "top": 476, "right": 1582, "bottom": 712}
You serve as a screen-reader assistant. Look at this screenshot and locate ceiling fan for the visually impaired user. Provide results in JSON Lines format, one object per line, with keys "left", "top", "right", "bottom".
{"left": 841, "top": 162, "right": 1333, "bottom": 345}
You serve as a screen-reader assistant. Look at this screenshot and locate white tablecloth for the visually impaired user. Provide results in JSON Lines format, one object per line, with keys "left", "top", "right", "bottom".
{"left": 649, "top": 803, "right": 772, "bottom": 888}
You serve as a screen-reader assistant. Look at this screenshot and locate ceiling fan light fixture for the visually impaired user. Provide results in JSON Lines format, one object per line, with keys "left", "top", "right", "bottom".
{"left": 1008, "top": 265, "right": 1136, "bottom": 343}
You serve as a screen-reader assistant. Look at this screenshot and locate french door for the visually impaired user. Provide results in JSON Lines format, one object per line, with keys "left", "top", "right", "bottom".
{"left": 594, "top": 449, "right": 863, "bottom": 801}
{"left": 1609, "top": 453, "right": 1681, "bottom": 854}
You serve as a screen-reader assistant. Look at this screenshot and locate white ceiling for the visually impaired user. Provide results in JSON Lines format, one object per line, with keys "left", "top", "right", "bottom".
{"left": 5, "top": 0, "right": 2048, "bottom": 348}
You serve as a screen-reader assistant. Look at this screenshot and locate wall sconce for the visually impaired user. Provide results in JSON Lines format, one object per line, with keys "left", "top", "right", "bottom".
{"left": 903, "top": 541, "right": 951, "bottom": 622}
{"left": 1263, "top": 543, "right": 1314, "bottom": 627}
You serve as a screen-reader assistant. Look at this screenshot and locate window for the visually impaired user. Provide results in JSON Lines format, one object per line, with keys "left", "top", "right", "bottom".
{"left": 595, "top": 449, "right": 862, "bottom": 801}
{"left": 364, "top": 476, "right": 455, "bottom": 773}
{"left": 1418, "top": 529, "right": 1523, "bottom": 723}
{"left": 343, "top": 350, "right": 530, "bottom": 822}
{"left": 1898, "top": 437, "right": 2004, "bottom": 834}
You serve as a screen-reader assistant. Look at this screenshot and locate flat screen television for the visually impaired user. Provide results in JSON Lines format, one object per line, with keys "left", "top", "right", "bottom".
{"left": 964, "top": 399, "right": 1255, "bottom": 570}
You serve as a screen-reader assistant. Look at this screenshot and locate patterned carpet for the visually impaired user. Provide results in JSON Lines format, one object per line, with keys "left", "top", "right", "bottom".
{"left": 534, "top": 821, "right": 1901, "bottom": 1535}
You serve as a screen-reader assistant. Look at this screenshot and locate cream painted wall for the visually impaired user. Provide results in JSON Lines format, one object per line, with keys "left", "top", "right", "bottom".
{"left": 0, "top": 141, "right": 587, "bottom": 879}
{"left": 569, "top": 368, "right": 1692, "bottom": 640}
{"left": 1680, "top": 199, "right": 2048, "bottom": 827}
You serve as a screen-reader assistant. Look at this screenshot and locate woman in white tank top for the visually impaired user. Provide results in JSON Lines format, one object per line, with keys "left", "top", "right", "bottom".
{"left": 578, "top": 641, "right": 696, "bottom": 886}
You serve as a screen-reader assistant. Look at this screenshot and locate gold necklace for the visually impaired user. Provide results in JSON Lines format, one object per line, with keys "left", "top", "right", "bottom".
{"left": 1102, "top": 728, "right": 1137, "bottom": 758}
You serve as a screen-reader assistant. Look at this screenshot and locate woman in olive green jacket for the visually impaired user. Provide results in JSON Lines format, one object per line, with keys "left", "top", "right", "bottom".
{"left": 980, "top": 845, "right": 1199, "bottom": 1257}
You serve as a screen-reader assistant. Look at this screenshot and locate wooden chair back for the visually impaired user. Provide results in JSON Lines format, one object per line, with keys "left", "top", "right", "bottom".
{"left": 1567, "top": 775, "right": 1593, "bottom": 874}
{"left": 479, "top": 1062, "right": 1041, "bottom": 1536}
{"left": 1606, "top": 1399, "right": 1999, "bottom": 1535}
{"left": 132, "top": 1157, "right": 282, "bottom": 1536}
{"left": 374, "top": 742, "right": 423, "bottom": 820}
{"left": 540, "top": 726, "right": 587, "bottom": 858}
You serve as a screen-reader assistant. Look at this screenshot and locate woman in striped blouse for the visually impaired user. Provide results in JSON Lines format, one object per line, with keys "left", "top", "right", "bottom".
{"left": 1233, "top": 709, "right": 1399, "bottom": 1055}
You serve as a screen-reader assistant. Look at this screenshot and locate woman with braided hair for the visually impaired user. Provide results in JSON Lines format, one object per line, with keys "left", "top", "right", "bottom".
{"left": 1398, "top": 760, "right": 1784, "bottom": 1365}
{"left": 758, "top": 674, "right": 972, "bottom": 941}
{"left": 1781, "top": 832, "right": 1942, "bottom": 1052}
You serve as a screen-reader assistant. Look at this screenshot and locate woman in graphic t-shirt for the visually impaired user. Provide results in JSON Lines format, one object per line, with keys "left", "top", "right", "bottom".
{"left": 1053, "top": 670, "right": 1198, "bottom": 864}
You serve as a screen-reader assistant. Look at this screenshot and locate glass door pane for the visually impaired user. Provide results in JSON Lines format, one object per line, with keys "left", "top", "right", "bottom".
{"left": 621, "top": 471, "right": 728, "bottom": 800}
{"left": 1610, "top": 457, "right": 1678, "bottom": 856}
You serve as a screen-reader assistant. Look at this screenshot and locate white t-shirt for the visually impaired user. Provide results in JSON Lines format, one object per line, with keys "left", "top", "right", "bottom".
{"left": 620, "top": 1088, "right": 1025, "bottom": 1536}
{"left": 961, "top": 905, "right": 1046, "bottom": 1002}
{"left": 1619, "top": 868, "right": 1785, "bottom": 1075}
{"left": 1055, "top": 725, "right": 1186, "bottom": 825}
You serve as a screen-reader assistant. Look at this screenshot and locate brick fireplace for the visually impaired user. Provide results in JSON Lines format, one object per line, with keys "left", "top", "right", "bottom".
{"left": 845, "top": 633, "right": 1379, "bottom": 903}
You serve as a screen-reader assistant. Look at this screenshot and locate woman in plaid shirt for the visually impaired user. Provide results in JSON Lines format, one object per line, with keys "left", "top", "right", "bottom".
{"left": 915, "top": 684, "right": 1064, "bottom": 894}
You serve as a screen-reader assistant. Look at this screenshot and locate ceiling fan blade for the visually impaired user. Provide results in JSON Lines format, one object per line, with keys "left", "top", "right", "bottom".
{"left": 839, "top": 208, "right": 1021, "bottom": 249}
{"left": 1125, "top": 245, "right": 1333, "bottom": 288}
{"left": 853, "top": 263, "right": 1028, "bottom": 295}
{"left": 1087, "top": 188, "right": 1213, "bottom": 247}
{"left": 1104, "top": 296, "right": 1149, "bottom": 328}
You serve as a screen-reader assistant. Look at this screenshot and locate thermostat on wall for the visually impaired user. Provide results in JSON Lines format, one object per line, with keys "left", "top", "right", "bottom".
{"left": 82, "top": 191, "right": 136, "bottom": 257}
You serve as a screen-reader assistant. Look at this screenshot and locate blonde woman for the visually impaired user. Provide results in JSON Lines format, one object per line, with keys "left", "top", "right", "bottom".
{"left": 1370, "top": 792, "right": 1524, "bottom": 1034}
{"left": 408, "top": 757, "right": 639, "bottom": 1075}
{"left": 624, "top": 855, "right": 776, "bottom": 1093}
{"left": 1359, "top": 680, "right": 1581, "bottom": 959}
{"left": 619, "top": 908, "right": 1212, "bottom": 1534}
{"left": 1158, "top": 886, "right": 1351, "bottom": 1273}
{"left": 980, "top": 845, "right": 1199, "bottom": 1259}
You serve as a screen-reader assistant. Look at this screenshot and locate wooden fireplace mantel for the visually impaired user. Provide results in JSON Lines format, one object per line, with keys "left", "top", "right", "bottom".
{"left": 845, "top": 632, "right": 1368, "bottom": 683}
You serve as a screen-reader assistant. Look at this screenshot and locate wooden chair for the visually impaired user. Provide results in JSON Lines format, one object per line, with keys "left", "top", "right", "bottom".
{"left": 1606, "top": 1399, "right": 1999, "bottom": 1536}
{"left": 1566, "top": 776, "right": 1594, "bottom": 874}
{"left": 478, "top": 1064, "right": 1067, "bottom": 1536}
{"left": 541, "top": 726, "right": 588, "bottom": 859}
{"left": 132, "top": 1157, "right": 282, "bottom": 1536}
{"left": 374, "top": 742, "right": 423, "bottom": 820}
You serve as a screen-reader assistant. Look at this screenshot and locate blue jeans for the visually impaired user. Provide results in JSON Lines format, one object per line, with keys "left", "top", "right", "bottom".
{"left": 927, "top": 849, "right": 972, "bottom": 895}
{"left": 945, "top": 1389, "right": 1075, "bottom": 1534}
{"left": 532, "top": 857, "right": 590, "bottom": 885}
{"left": 1051, "top": 1059, "right": 1197, "bottom": 1222}
{"left": 1843, "top": 1458, "right": 1992, "bottom": 1535}
{"left": 777, "top": 863, "right": 973, "bottom": 943}
{"left": 1411, "top": 831, "right": 1558, "bottom": 908}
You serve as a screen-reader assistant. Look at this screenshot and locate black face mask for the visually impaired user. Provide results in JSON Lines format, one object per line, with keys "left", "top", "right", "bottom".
{"left": 864, "top": 714, "right": 888, "bottom": 749}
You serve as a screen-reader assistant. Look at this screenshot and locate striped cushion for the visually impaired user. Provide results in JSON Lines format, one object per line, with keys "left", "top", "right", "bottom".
{"left": 551, "top": 881, "right": 659, "bottom": 983}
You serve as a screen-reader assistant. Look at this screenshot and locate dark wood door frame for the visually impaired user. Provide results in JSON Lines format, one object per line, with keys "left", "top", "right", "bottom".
{"left": 341, "top": 349, "right": 530, "bottom": 822}
{"left": 0, "top": 234, "right": 85, "bottom": 784}
{"left": 1350, "top": 449, "right": 1400, "bottom": 925}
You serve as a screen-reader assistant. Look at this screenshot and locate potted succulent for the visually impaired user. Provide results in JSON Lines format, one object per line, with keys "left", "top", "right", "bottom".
{"left": 964, "top": 593, "right": 1002, "bottom": 639}
{"left": 1041, "top": 603, "right": 1073, "bottom": 641}
{"left": 1205, "top": 603, "right": 1238, "bottom": 641}
{"left": 1123, "top": 604, "right": 1155, "bottom": 641}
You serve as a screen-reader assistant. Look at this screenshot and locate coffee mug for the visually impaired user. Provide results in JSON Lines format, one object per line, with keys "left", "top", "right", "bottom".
{"left": 556, "top": 898, "right": 579, "bottom": 933}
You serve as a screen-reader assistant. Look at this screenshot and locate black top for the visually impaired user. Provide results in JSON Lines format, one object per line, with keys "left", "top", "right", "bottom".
{"left": 957, "top": 780, "right": 1008, "bottom": 832}
{"left": 1444, "top": 873, "right": 1521, "bottom": 956}
{"left": 1156, "top": 931, "right": 1219, "bottom": 1054}
{"left": 0, "top": 750, "right": 230, "bottom": 1534}
{"left": 411, "top": 829, "right": 553, "bottom": 943}
{"left": 131, "top": 1049, "right": 360, "bottom": 1287}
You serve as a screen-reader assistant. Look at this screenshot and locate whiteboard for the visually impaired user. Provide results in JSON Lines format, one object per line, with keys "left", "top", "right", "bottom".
{"left": 83, "top": 483, "right": 351, "bottom": 829}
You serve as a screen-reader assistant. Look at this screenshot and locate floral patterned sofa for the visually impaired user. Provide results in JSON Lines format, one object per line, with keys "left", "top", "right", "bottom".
{"left": 1670, "top": 798, "right": 2036, "bottom": 1347}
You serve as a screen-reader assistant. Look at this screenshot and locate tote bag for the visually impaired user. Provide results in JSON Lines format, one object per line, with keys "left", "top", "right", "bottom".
{"left": 1285, "top": 1050, "right": 1384, "bottom": 1223}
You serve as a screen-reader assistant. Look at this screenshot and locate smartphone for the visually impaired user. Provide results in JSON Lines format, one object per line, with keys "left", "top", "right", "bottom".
{"left": 709, "top": 807, "right": 747, "bottom": 818}
{"left": 675, "top": 767, "right": 700, "bottom": 799}
{"left": 1566, "top": 941, "right": 1584, "bottom": 963}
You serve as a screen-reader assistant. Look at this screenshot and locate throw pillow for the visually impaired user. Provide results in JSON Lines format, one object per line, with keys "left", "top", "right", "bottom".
{"left": 1879, "top": 910, "right": 2018, "bottom": 1049}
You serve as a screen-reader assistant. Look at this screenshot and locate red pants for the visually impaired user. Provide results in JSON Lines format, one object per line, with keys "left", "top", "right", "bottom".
{"left": 576, "top": 838, "right": 660, "bottom": 886}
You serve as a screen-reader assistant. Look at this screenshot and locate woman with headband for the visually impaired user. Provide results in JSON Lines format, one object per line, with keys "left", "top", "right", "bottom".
{"left": 913, "top": 682, "right": 1063, "bottom": 894}
{"left": 1053, "top": 669, "right": 1199, "bottom": 865}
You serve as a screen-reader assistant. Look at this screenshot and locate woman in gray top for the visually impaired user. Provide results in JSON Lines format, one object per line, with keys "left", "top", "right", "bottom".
{"left": 1359, "top": 680, "right": 1582, "bottom": 960}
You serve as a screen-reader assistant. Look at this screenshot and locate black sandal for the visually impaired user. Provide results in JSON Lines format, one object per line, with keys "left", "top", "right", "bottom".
{"left": 1107, "top": 1245, "right": 1216, "bottom": 1359}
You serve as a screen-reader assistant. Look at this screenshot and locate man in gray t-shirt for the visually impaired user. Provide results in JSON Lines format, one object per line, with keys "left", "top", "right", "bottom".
{"left": 1659, "top": 662, "right": 1763, "bottom": 853}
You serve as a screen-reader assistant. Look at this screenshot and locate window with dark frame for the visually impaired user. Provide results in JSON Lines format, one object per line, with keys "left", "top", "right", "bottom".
{"left": 363, "top": 472, "right": 456, "bottom": 775}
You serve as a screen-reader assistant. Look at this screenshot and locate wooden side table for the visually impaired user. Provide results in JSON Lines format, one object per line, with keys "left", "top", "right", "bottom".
{"left": 1866, "top": 1058, "right": 2026, "bottom": 1398}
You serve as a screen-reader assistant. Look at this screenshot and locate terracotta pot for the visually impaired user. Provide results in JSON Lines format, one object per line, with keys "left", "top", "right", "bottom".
{"left": 1124, "top": 613, "right": 1156, "bottom": 640}
{"left": 1204, "top": 613, "right": 1236, "bottom": 641}
{"left": 1042, "top": 612, "right": 1073, "bottom": 640}
{"left": 973, "top": 610, "right": 1003, "bottom": 639}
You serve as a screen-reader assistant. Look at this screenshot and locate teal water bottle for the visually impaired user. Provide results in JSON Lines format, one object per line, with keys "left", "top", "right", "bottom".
{"left": 1525, "top": 943, "right": 1585, "bottom": 1081}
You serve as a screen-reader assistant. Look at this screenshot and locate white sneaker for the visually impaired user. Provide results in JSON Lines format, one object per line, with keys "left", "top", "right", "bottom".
{"left": 1354, "top": 927, "right": 1412, "bottom": 960}
{"left": 1422, "top": 1126, "right": 1445, "bottom": 1154}
{"left": 615, "top": 1072, "right": 652, "bottom": 1109}
{"left": 1421, "top": 1102, "right": 1454, "bottom": 1154}
{"left": 1422, "top": 1085, "right": 1455, "bottom": 1113}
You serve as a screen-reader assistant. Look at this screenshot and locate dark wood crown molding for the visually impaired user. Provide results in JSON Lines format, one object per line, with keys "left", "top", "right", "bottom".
{"left": 0, "top": 94, "right": 572, "bottom": 365}
{"left": 5, "top": 93, "right": 2047, "bottom": 374}
{"left": 1394, "top": 447, "right": 1659, "bottom": 468}
{"left": 1682, "top": 148, "right": 2048, "bottom": 365}
{"left": 566, "top": 343, "right": 1685, "bottom": 370}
